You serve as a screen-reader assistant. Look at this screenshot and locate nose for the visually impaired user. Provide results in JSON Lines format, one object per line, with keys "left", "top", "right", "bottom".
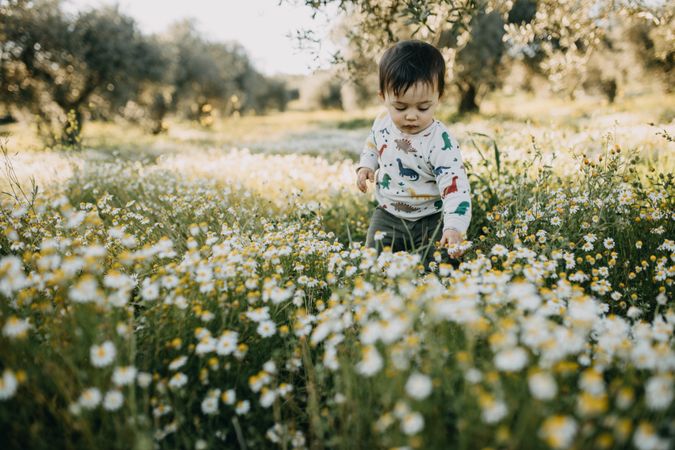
{"left": 405, "top": 112, "right": 417, "bottom": 121}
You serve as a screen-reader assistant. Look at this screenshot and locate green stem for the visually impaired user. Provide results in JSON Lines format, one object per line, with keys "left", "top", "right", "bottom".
{"left": 301, "top": 338, "right": 324, "bottom": 450}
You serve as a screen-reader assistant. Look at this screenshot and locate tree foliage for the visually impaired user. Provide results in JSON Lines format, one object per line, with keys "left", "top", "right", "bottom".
{"left": 625, "top": 3, "right": 675, "bottom": 92}
{"left": 0, "top": 1, "right": 290, "bottom": 145}
{"left": 1, "top": 0, "right": 166, "bottom": 144}
{"left": 299, "top": 0, "right": 672, "bottom": 112}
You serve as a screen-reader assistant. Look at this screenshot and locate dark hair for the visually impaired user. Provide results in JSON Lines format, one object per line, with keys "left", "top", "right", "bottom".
{"left": 379, "top": 40, "right": 446, "bottom": 97}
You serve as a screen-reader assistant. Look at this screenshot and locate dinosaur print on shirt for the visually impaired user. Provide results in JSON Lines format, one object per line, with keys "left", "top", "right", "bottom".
{"left": 453, "top": 201, "right": 470, "bottom": 215}
{"left": 433, "top": 165, "right": 451, "bottom": 176}
{"left": 396, "top": 158, "right": 419, "bottom": 181}
{"left": 391, "top": 201, "right": 420, "bottom": 213}
{"left": 441, "top": 176, "right": 459, "bottom": 198}
{"left": 378, "top": 173, "right": 392, "bottom": 189}
{"left": 441, "top": 131, "right": 454, "bottom": 151}
{"left": 395, "top": 138, "right": 417, "bottom": 154}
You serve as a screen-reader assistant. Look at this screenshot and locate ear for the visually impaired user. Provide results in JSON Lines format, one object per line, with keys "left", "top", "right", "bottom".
{"left": 378, "top": 91, "right": 385, "bottom": 101}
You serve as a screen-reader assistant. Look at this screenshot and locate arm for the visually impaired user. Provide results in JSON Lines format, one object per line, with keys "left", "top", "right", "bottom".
{"left": 355, "top": 117, "right": 383, "bottom": 193}
{"left": 355, "top": 128, "right": 379, "bottom": 174}
{"left": 429, "top": 128, "right": 472, "bottom": 236}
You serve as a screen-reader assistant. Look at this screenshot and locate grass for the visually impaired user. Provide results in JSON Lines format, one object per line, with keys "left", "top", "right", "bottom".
{"left": 0, "top": 91, "right": 673, "bottom": 449}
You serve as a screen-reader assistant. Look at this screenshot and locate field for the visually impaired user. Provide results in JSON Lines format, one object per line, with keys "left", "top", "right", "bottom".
{"left": 0, "top": 92, "right": 674, "bottom": 449}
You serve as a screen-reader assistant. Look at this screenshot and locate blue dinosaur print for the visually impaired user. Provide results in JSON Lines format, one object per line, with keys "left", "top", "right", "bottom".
{"left": 396, "top": 158, "right": 419, "bottom": 181}
{"left": 433, "top": 166, "right": 452, "bottom": 176}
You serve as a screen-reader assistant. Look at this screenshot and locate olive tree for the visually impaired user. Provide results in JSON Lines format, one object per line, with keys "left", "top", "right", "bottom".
{"left": 163, "top": 20, "right": 289, "bottom": 123}
{"left": 1, "top": 0, "right": 167, "bottom": 146}
{"left": 625, "top": 3, "right": 674, "bottom": 92}
{"left": 297, "top": 0, "right": 668, "bottom": 111}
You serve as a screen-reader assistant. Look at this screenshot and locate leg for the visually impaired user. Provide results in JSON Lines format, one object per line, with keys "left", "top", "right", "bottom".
{"left": 414, "top": 212, "right": 461, "bottom": 273}
{"left": 365, "top": 207, "right": 412, "bottom": 254}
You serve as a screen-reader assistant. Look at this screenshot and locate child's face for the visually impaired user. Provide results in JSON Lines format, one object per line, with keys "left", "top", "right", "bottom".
{"left": 380, "top": 81, "right": 440, "bottom": 135}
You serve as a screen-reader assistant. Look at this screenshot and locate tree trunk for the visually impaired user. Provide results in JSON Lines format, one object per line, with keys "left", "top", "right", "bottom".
{"left": 61, "top": 107, "right": 84, "bottom": 148}
{"left": 458, "top": 83, "right": 479, "bottom": 114}
{"left": 602, "top": 78, "right": 618, "bottom": 103}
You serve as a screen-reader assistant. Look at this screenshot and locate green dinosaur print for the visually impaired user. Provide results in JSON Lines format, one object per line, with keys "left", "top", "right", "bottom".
{"left": 378, "top": 173, "right": 391, "bottom": 189}
{"left": 441, "top": 131, "right": 453, "bottom": 151}
{"left": 453, "top": 201, "right": 470, "bottom": 215}
{"left": 434, "top": 200, "right": 443, "bottom": 210}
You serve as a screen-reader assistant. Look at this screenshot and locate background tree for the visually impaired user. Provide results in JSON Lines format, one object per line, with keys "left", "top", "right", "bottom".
{"left": 503, "top": 0, "right": 672, "bottom": 99}
{"left": 625, "top": 4, "right": 674, "bottom": 93}
{"left": 1, "top": 3, "right": 291, "bottom": 144}
{"left": 452, "top": 10, "right": 507, "bottom": 113}
{"left": 581, "top": 17, "right": 640, "bottom": 104}
{"left": 298, "top": 0, "right": 669, "bottom": 112}
{"left": 1, "top": 0, "right": 70, "bottom": 135}
{"left": 1, "top": 0, "right": 167, "bottom": 145}
{"left": 164, "top": 20, "right": 288, "bottom": 124}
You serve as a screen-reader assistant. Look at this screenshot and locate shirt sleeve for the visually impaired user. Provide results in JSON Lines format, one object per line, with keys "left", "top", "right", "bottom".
{"left": 355, "top": 116, "right": 382, "bottom": 174}
{"left": 428, "top": 126, "right": 472, "bottom": 235}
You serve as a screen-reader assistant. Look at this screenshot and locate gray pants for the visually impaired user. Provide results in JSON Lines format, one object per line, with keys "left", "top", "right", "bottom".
{"left": 365, "top": 206, "right": 460, "bottom": 273}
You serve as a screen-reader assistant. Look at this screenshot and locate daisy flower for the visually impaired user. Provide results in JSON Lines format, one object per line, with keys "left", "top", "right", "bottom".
{"left": 168, "top": 372, "right": 188, "bottom": 390}
{"left": 112, "top": 366, "right": 137, "bottom": 386}
{"left": 2, "top": 316, "right": 30, "bottom": 339}
{"left": 221, "top": 389, "right": 236, "bottom": 405}
{"left": 405, "top": 373, "right": 432, "bottom": 400}
{"left": 400, "top": 411, "right": 424, "bottom": 435}
{"left": 0, "top": 370, "right": 18, "bottom": 400}
{"left": 356, "top": 346, "right": 383, "bottom": 377}
{"left": 103, "top": 390, "right": 124, "bottom": 411}
{"left": 235, "top": 400, "right": 250, "bottom": 415}
{"left": 216, "top": 331, "right": 239, "bottom": 355}
{"left": 538, "top": 415, "right": 577, "bottom": 449}
{"left": 90, "top": 341, "right": 117, "bottom": 368}
{"left": 494, "top": 347, "right": 528, "bottom": 372}
{"left": 528, "top": 372, "right": 557, "bottom": 400}
{"left": 78, "top": 388, "right": 102, "bottom": 409}
{"left": 257, "top": 320, "right": 277, "bottom": 338}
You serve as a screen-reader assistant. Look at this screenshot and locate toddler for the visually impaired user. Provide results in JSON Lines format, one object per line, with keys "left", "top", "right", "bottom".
{"left": 356, "top": 40, "right": 472, "bottom": 272}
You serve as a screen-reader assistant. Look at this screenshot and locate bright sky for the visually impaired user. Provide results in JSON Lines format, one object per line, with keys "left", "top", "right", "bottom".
{"left": 63, "top": 0, "right": 339, "bottom": 76}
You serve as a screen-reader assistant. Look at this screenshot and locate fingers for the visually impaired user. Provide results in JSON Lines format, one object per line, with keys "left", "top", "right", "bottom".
{"left": 447, "top": 249, "right": 463, "bottom": 258}
{"left": 447, "top": 246, "right": 465, "bottom": 258}
{"left": 443, "top": 240, "right": 464, "bottom": 259}
{"left": 356, "top": 170, "right": 373, "bottom": 193}
{"left": 357, "top": 176, "right": 367, "bottom": 192}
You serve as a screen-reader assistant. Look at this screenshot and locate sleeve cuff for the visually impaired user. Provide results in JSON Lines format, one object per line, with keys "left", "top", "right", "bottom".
{"left": 442, "top": 219, "right": 468, "bottom": 236}
{"left": 355, "top": 160, "right": 378, "bottom": 174}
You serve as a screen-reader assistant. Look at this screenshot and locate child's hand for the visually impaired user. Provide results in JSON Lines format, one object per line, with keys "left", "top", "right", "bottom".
{"left": 356, "top": 167, "right": 375, "bottom": 193}
{"left": 439, "top": 228, "right": 465, "bottom": 258}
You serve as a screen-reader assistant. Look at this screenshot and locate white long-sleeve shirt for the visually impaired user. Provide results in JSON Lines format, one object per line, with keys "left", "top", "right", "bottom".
{"left": 357, "top": 111, "right": 472, "bottom": 234}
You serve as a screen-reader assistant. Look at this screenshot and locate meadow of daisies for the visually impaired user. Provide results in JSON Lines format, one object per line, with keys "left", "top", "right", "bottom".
{"left": 0, "top": 98, "right": 674, "bottom": 450}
